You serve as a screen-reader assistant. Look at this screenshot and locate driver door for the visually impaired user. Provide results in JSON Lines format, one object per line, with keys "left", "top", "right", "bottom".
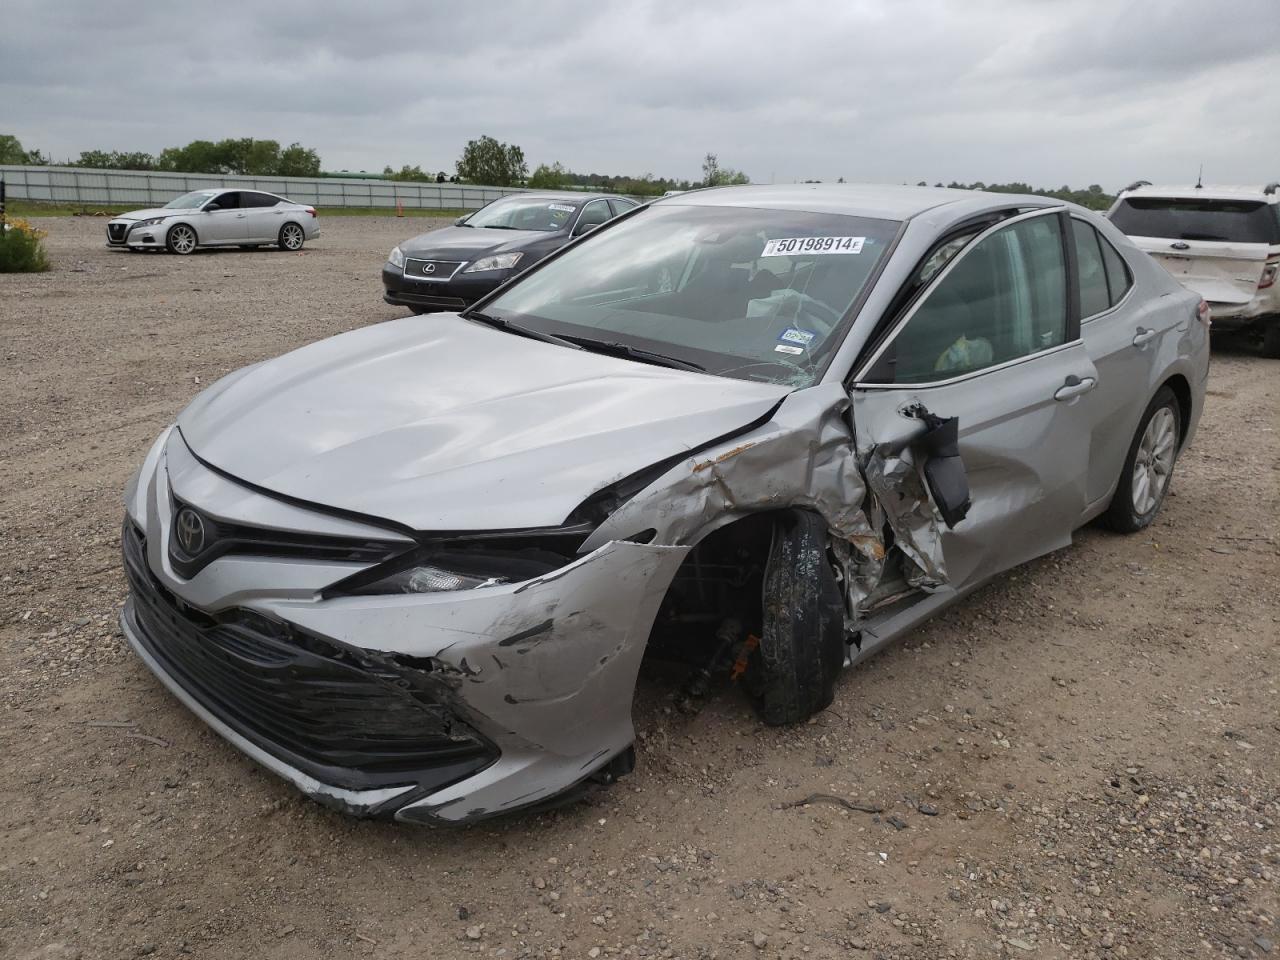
{"left": 200, "top": 191, "right": 247, "bottom": 243}
{"left": 850, "top": 209, "right": 1098, "bottom": 592}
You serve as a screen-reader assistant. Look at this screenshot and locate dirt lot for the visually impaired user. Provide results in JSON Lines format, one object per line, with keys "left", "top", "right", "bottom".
{"left": 1, "top": 216, "right": 1277, "bottom": 960}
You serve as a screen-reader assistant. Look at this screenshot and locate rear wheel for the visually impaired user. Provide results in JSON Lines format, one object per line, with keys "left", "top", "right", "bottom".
{"left": 166, "top": 223, "right": 197, "bottom": 255}
{"left": 1260, "top": 322, "right": 1280, "bottom": 359}
{"left": 746, "top": 512, "right": 846, "bottom": 726}
{"left": 278, "top": 222, "right": 305, "bottom": 251}
{"left": 1102, "top": 386, "right": 1181, "bottom": 533}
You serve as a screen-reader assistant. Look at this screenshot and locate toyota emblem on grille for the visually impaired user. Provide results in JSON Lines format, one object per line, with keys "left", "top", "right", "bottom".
{"left": 424, "top": 263, "right": 436, "bottom": 274}
{"left": 174, "top": 508, "right": 206, "bottom": 555}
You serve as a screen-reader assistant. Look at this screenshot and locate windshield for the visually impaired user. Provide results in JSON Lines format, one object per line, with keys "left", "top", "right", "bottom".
{"left": 163, "top": 191, "right": 218, "bottom": 210}
{"left": 483, "top": 204, "right": 898, "bottom": 387}
{"left": 464, "top": 196, "right": 579, "bottom": 232}
{"left": 1110, "top": 197, "right": 1280, "bottom": 244}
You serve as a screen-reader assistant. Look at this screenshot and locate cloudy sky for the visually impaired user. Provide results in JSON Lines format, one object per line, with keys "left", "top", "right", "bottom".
{"left": 3, "top": 0, "right": 1276, "bottom": 190}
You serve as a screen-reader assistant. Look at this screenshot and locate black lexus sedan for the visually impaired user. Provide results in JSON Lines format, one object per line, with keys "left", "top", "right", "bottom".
{"left": 382, "top": 193, "right": 640, "bottom": 314}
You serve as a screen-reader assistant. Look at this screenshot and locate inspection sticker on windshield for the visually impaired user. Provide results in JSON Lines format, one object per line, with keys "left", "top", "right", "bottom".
{"left": 547, "top": 203, "right": 575, "bottom": 212}
{"left": 761, "top": 236, "right": 864, "bottom": 257}
{"left": 778, "top": 327, "right": 816, "bottom": 347}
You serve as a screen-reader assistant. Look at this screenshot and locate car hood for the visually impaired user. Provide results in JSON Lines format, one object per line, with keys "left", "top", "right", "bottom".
{"left": 399, "top": 225, "right": 551, "bottom": 259}
{"left": 115, "top": 208, "right": 182, "bottom": 222}
{"left": 177, "top": 315, "right": 788, "bottom": 532}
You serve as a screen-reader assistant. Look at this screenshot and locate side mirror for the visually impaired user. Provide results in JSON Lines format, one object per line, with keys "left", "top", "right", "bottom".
{"left": 204, "top": 204, "right": 220, "bottom": 212}
{"left": 572, "top": 220, "right": 599, "bottom": 237}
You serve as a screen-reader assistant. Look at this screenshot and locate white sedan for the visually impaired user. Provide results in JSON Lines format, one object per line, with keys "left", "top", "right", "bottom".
{"left": 105, "top": 189, "right": 319, "bottom": 254}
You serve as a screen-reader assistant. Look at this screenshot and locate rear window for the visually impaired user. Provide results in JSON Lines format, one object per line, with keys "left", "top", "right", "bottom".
{"left": 1110, "top": 197, "right": 1280, "bottom": 244}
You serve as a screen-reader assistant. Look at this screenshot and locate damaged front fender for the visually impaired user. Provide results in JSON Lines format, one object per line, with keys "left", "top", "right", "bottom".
{"left": 582, "top": 382, "right": 957, "bottom": 618}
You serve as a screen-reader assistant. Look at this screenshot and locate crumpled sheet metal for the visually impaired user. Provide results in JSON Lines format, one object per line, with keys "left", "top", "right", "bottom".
{"left": 583, "top": 384, "right": 877, "bottom": 553}
{"left": 585, "top": 382, "right": 951, "bottom": 612}
{"left": 859, "top": 441, "right": 948, "bottom": 590}
{"left": 265, "top": 540, "right": 687, "bottom": 823}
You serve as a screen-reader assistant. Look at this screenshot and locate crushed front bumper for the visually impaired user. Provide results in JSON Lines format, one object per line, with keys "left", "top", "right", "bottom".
{"left": 122, "top": 431, "right": 688, "bottom": 823}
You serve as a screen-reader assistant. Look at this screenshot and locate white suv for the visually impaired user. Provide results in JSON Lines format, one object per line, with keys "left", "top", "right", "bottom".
{"left": 1107, "top": 182, "right": 1280, "bottom": 355}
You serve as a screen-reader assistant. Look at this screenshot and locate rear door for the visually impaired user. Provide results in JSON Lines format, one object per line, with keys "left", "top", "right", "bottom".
{"left": 1109, "top": 196, "right": 1278, "bottom": 305}
{"left": 1069, "top": 216, "right": 1177, "bottom": 506}
{"left": 851, "top": 209, "right": 1098, "bottom": 592}
{"left": 241, "top": 192, "right": 284, "bottom": 242}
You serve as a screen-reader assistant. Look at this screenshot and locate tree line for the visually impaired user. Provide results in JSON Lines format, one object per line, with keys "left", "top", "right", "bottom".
{"left": 0, "top": 134, "right": 320, "bottom": 177}
{"left": 916, "top": 180, "right": 1113, "bottom": 211}
{"left": 1, "top": 131, "right": 1116, "bottom": 207}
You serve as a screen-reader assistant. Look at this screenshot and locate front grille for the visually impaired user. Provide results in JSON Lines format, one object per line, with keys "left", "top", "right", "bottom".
{"left": 167, "top": 499, "right": 408, "bottom": 579}
{"left": 123, "top": 521, "right": 496, "bottom": 792}
{"left": 107, "top": 223, "right": 128, "bottom": 244}
{"left": 392, "top": 291, "right": 470, "bottom": 310}
{"left": 404, "top": 258, "right": 465, "bottom": 281}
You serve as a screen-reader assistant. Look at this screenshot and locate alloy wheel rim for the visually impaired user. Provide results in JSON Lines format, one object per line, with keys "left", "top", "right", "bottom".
{"left": 172, "top": 227, "right": 195, "bottom": 253}
{"left": 284, "top": 225, "right": 303, "bottom": 249}
{"left": 1131, "top": 406, "right": 1177, "bottom": 515}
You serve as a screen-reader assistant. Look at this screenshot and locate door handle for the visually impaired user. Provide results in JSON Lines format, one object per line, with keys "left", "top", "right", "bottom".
{"left": 1054, "top": 375, "right": 1097, "bottom": 401}
{"left": 1132, "top": 327, "right": 1157, "bottom": 347}
{"left": 235, "top": 213, "right": 246, "bottom": 218}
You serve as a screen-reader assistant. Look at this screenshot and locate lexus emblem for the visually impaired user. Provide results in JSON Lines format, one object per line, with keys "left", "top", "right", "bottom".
{"left": 174, "top": 507, "right": 207, "bottom": 555}
{"left": 424, "top": 262, "right": 436, "bottom": 274}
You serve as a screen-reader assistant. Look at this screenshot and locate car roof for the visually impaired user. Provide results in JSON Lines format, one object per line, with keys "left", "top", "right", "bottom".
{"left": 1118, "top": 183, "right": 1279, "bottom": 203}
{"left": 500, "top": 192, "right": 616, "bottom": 204}
{"left": 658, "top": 183, "right": 1061, "bottom": 221}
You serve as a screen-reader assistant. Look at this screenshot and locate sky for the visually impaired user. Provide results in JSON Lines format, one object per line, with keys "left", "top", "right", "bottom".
{"left": 3, "top": 0, "right": 1277, "bottom": 191}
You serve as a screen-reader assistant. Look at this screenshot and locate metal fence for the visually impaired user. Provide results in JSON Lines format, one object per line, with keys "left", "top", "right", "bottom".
{"left": 0, "top": 165, "right": 530, "bottom": 211}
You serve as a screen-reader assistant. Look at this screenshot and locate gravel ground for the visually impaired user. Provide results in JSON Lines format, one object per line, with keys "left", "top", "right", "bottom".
{"left": 1, "top": 216, "right": 1277, "bottom": 960}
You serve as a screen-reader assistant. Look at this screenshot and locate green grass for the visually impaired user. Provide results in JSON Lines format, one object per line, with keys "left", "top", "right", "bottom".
{"left": 4, "top": 200, "right": 466, "bottom": 219}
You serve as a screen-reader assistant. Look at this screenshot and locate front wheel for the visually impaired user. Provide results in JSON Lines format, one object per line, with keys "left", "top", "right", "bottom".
{"left": 278, "top": 222, "right": 305, "bottom": 251}
{"left": 1101, "top": 386, "right": 1181, "bottom": 533}
{"left": 746, "top": 512, "right": 846, "bottom": 726}
{"left": 166, "top": 223, "right": 197, "bottom": 255}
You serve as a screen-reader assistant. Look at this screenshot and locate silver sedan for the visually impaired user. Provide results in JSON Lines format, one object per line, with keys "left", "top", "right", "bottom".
{"left": 120, "top": 184, "right": 1208, "bottom": 824}
{"left": 105, "top": 189, "right": 319, "bottom": 254}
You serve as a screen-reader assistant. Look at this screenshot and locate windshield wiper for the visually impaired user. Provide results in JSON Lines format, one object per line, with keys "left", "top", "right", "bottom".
{"left": 480, "top": 224, "right": 520, "bottom": 230}
{"left": 465, "top": 312, "right": 581, "bottom": 348}
{"left": 560, "top": 335, "right": 706, "bottom": 373}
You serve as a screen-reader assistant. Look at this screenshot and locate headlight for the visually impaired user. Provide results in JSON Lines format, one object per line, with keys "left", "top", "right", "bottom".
{"left": 329, "top": 545, "right": 568, "bottom": 597}
{"left": 463, "top": 252, "right": 523, "bottom": 273}
{"left": 353, "top": 563, "right": 504, "bottom": 595}
{"left": 135, "top": 217, "right": 166, "bottom": 229}
{"left": 388, "top": 245, "right": 405, "bottom": 269}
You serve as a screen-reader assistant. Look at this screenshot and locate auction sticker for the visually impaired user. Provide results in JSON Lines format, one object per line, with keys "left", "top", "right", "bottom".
{"left": 761, "top": 236, "right": 864, "bottom": 257}
{"left": 548, "top": 203, "right": 575, "bottom": 212}
{"left": 774, "top": 344, "right": 805, "bottom": 355}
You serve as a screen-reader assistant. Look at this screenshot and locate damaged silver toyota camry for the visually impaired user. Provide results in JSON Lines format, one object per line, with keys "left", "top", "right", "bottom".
{"left": 121, "top": 184, "right": 1209, "bottom": 824}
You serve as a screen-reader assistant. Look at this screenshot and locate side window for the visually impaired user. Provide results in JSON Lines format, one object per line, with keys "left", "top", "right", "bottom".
{"left": 1071, "top": 219, "right": 1111, "bottom": 318}
{"left": 577, "top": 200, "right": 611, "bottom": 229}
{"left": 609, "top": 198, "right": 637, "bottom": 218}
{"left": 879, "top": 214, "right": 1067, "bottom": 384}
{"left": 210, "top": 191, "right": 240, "bottom": 210}
{"left": 243, "top": 192, "right": 280, "bottom": 208}
{"left": 1097, "top": 233, "right": 1133, "bottom": 306}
